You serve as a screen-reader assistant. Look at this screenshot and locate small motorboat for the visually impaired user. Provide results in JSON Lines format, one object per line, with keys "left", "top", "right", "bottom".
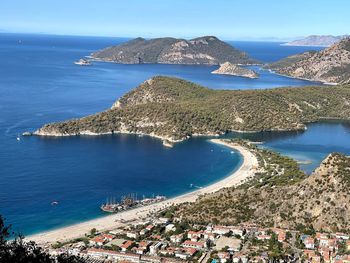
{"left": 74, "top": 58, "right": 91, "bottom": 66}
{"left": 51, "top": 201, "right": 59, "bottom": 206}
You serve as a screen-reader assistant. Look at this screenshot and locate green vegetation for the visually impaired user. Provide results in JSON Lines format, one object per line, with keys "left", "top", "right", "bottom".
{"left": 37, "top": 76, "right": 350, "bottom": 142}
{"left": 172, "top": 139, "right": 350, "bottom": 233}
{"left": 0, "top": 216, "right": 84, "bottom": 263}
{"left": 91, "top": 36, "right": 258, "bottom": 65}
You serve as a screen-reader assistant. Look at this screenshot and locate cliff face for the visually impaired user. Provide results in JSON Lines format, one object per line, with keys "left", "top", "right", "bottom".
{"left": 269, "top": 38, "right": 350, "bottom": 84}
{"left": 33, "top": 76, "right": 350, "bottom": 142}
{"left": 211, "top": 62, "right": 259, "bottom": 78}
{"left": 91, "top": 36, "right": 259, "bottom": 65}
{"left": 176, "top": 141, "right": 350, "bottom": 232}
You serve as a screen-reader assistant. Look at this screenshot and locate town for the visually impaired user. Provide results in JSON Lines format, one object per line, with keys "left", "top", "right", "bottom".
{"left": 46, "top": 213, "right": 350, "bottom": 263}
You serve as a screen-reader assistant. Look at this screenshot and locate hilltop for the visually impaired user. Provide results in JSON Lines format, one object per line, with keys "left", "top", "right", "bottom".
{"left": 175, "top": 139, "right": 350, "bottom": 233}
{"left": 282, "top": 35, "right": 348, "bottom": 47}
{"left": 91, "top": 36, "right": 259, "bottom": 65}
{"left": 33, "top": 76, "right": 350, "bottom": 143}
{"left": 268, "top": 38, "right": 350, "bottom": 84}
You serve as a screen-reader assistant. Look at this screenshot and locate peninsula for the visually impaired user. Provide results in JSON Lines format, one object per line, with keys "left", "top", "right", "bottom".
{"left": 32, "top": 76, "right": 350, "bottom": 144}
{"left": 90, "top": 36, "right": 259, "bottom": 65}
{"left": 211, "top": 62, "right": 259, "bottom": 78}
{"left": 269, "top": 37, "right": 350, "bottom": 84}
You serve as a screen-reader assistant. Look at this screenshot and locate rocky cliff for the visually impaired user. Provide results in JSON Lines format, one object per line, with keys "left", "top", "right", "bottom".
{"left": 211, "top": 62, "right": 259, "bottom": 78}
{"left": 269, "top": 38, "right": 350, "bottom": 84}
{"left": 91, "top": 36, "right": 259, "bottom": 65}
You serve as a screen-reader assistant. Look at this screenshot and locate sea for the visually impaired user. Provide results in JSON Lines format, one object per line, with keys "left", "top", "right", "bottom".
{"left": 1, "top": 33, "right": 349, "bottom": 236}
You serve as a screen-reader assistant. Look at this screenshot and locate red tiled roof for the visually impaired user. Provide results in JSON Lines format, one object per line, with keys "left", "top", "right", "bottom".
{"left": 121, "top": 240, "right": 134, "bottom": 249}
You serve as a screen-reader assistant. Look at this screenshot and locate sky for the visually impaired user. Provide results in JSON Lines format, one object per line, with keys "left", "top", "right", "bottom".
{"left": 1, "top": 0, "right": 349, "bottom": 41}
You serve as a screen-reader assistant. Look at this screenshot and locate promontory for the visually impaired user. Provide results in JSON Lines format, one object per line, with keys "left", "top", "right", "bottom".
{"left": 32, "top": 76, "right": 350, "bottom": 144}
{"left": 268, "top": 37, "right": 350, "bottom": 84}
{"left": 90, "top": 36, "right": 259, "bottom": 65}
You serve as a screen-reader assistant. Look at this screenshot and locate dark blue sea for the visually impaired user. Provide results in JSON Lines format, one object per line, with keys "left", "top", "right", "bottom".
{"left": 1, "top": 33, "right": 348, "bottom": 236}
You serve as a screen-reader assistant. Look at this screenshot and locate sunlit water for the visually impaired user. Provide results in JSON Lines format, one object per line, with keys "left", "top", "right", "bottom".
{"left": 2, "top": 33, "right": 345, "bottom": 236}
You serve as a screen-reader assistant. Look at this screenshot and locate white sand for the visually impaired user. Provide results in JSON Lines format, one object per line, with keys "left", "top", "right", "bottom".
{"left": 27, "top": 139, "right": 258, "bottom": 245}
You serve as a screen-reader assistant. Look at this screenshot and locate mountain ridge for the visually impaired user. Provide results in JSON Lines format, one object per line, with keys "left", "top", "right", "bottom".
{"left": 91, "top": 36, "right": 259, "bottom": 65}
{"left": 282, "top": 35, "right": 349, "bottom": 47}
{"left": 268, "top": 38, "right": 350, "bottom": 84}
{"left": 31, "top": 76, "right": 350, "bottom": 144}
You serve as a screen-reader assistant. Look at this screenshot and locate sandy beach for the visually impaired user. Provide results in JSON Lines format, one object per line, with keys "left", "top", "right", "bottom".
{"left": 27, "top": 139, "right": 258, "bottom": 245}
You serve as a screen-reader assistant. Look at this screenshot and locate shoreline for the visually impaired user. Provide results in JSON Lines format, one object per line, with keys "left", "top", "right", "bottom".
{"left": 267, "top": 69, "right": 338, "bottom": 86}
{"left": 26, "top": 139, "right": 258, "bottom": 245}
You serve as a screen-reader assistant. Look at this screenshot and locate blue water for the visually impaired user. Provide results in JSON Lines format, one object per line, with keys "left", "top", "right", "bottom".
{"left": 0, "top": 33, "right": 348, "bottom": 236}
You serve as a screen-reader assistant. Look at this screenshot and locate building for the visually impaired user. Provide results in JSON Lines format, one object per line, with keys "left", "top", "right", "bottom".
{"left": 89, "top": 236, "right": 106, "bottom": 247}
{"left": 121, "top": 240, "right": 134, "bottom": 252}
{"left": 165, "top": 224, "right": 176, "bottom": 233}
{"left": 87, "top": 248, "right": 140, "bottom": 262}
{"left": 127, "top": 231, "right": 140, "bottom": 239}
{"left": 256, "top": 234, "right": 271, "bottom": 241}
{"left": 218, "top": 252, "right": 230, "bottom": 263}
{"left": 335, "top": 233, "right": 349, "bottom": 240}
{"left": 170, "top": 234, "right": 183, "bottom": 244}
{"left": 182, "top": 240, "right": 206, "bottom": 250}
{"left": 187, "top": 230, "right": 203, "bottom": 241}
{"left": 304, "top": 237, "right": 315, "bottom": 249}
{"left": 150, "top": 242, "right": 163, "bottom": 255}
{"left": 213, "top": 226, "right": 230, "bottom": 235}
{"left": 174, "top": 248, "right": 197, "bottom": 260}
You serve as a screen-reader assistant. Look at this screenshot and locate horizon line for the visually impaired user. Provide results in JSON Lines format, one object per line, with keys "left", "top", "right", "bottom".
{"left": 0, "top": 31, "right": 309, "bottom": 43}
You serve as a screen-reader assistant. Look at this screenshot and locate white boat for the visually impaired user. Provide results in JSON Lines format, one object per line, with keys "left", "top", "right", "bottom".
{"left": 74, "top": 58, "right": 91, "bottom": 66}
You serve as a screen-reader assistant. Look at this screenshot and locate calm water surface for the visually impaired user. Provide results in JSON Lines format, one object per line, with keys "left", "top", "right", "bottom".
{"left": 0, "top": 33, "right": 346, "bottom": 235}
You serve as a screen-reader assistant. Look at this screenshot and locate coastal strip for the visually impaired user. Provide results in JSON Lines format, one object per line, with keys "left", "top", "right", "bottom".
{"left": 27, "top": 139, "right": 258, "bottom": 245}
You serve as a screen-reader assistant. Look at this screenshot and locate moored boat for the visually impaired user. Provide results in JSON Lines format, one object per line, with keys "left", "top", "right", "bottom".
{"left": 100, "top": 194, "right": 166, "bottom": 213}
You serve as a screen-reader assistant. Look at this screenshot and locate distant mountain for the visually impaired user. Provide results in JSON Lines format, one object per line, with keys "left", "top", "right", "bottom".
{"left": 91, "top": 36, "right": 259, "bottom": 65}
{"left": 268, "top": 38, "right": 350, "bottom": 84}
{"left": 32, "top": 76, "right": 350, "bottom": 144}
{"left": 282, "top": 35, "right": 348, "bottom": 47}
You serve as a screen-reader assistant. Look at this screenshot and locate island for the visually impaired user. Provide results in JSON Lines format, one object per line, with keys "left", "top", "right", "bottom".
{"left": 90, "top": 36, "right": 259, "bottom": 65}
{"left": 30, "top": 76, "right": 350, "bottom": 145}
{"left": 268, "top": 37, "right": 350, "bottom": 84}
{"left": 282, "top": 35, "right": 348, "bottom": 47}
{"left": 211, "top": 62, "right": 259, "bottom": 78}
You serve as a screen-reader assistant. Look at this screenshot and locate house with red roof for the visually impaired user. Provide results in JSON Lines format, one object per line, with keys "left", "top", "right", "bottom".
{"left": 121, "top": 240, "right": 134, "bottom": 252}
{"left": 182, "top": 240, "right": 206, "bottom": 250}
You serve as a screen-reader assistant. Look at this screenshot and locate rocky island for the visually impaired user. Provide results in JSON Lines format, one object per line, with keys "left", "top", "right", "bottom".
{"left": 211, "top": 62, "right": 259, "bottom": 78}
{"left": 32, "top": 76, "right": 350, "bottom": 145}
{"left": 90, "top": 36, "right": 259, "bottom": 65}
{"left": 268, "top": 37, "right": 350, "bottom": 84}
